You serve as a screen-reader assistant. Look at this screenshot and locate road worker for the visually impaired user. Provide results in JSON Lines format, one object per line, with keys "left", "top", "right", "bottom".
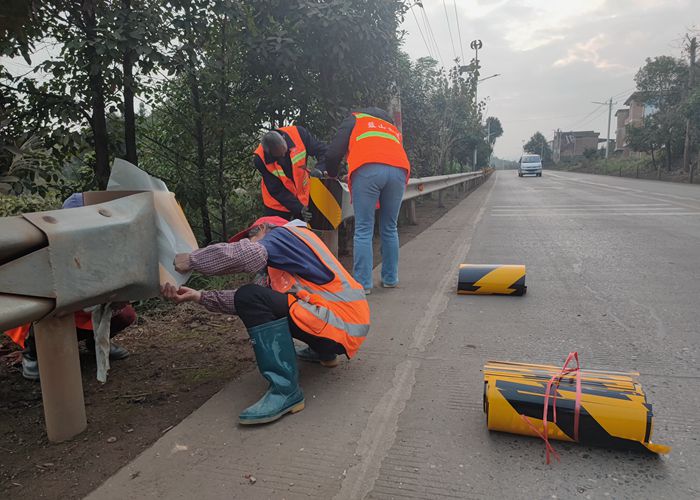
{"left": 255, "top": 126, "right": 327, "bottom": 222}
{"left": 163, "top": 216, "right": 370, "bottom": 425}
{"left": 4, "top": 193, "right": 133, "bottom": 380}
{"left": 319, "top": 107, "right": 410, "bottom": 294}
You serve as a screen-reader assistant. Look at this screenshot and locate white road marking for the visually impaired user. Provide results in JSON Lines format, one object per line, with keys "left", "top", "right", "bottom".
{"left": 490, "top": 211, "right": 700, "bottom": 217}
{"left": 334, "top": 175, "right": 498, "bottom": 500}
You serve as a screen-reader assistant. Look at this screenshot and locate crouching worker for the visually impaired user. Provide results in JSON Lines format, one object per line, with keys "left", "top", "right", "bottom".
{"left": 162, "top": 216, "right": 370, "bottom": 425}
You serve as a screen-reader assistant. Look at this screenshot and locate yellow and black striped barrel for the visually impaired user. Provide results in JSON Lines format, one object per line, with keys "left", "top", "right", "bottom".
{"left": 483, "top": 360, "right": 670, "bottom": 454}
{"left": 457, "top": 264, "right": 526, "bottom": 296}
{"left": 309, "top": 178, "right": 343, "bottom": 230}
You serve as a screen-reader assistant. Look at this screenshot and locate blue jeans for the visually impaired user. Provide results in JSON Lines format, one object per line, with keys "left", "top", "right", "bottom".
{"left": 351, "top": 163, "right": 407, "bottom": 289}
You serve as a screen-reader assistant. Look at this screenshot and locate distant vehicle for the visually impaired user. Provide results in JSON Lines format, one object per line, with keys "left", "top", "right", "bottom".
{"left": 518, "top": 154, "right": 543, "bottom": 177}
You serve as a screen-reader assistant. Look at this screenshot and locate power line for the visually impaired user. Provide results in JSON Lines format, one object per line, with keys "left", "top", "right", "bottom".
{"left": 442, "top": 0, "right": 458, "bottom": 63}
{"left": 419, "top": 7, "right": 440, "bottom": 63}
{"left": 453, "top": 0, "right": 465, "bottom": 63}
{"left": 410, "top": 5, "right": 433, "bottom": 59}
{"left": 576, "top": 105, "right": 609, "bottom": 129}
{"left": 611, "top": 87, "right": 635, "bottom": 100}
{"left": 420, "top": 6, "right": 444, "bottom": 67}
{"left": 568, "top": 103, "right": 605, "bottom": 129}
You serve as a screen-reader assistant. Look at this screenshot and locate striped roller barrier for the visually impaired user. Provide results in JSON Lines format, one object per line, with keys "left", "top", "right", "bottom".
{"left": 483, "top": 360, "right": 671, "bottom": 455}
{"left": 457, "top": 264, "right": 527, "bottom": 296}
{"left": 309, "top": 177, "right": 343, "bottom": 230}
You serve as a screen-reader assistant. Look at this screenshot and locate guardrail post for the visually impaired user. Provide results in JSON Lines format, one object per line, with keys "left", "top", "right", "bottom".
{"left": 407, "top": 199, "right": 417, "bottom": 225}
{"left": 317, "top": 230, "right": 339, "bottom": 257}
{"left": 34, "top": 314, "right": 87, "bottom": 442}
{"left": 438, "top": 190, "right": 445, "bottom": 208}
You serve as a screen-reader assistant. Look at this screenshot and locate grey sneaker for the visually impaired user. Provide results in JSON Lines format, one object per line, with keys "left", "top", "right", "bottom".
{"left": 364, "top": 288, "right": 372, "bottom": 295}
{"left": 382, "top": 282, "right": 398, "bottom": 288}
{"left": 296, "top": 347, "right": 340, "bottom": 368}
{"left": 86, "top": 341, "right": 130, "bottom": 360}
{"left": 22, "top": 355, "right": 40, "bottom": 381}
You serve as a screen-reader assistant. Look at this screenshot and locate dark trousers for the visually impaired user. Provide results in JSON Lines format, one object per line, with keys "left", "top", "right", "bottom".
{"left": 23, "top": 306, "right": 136, "bottom": 360}
{"left": 234, "top": 284, "right": 346, "bottom": 360}
{"left": 263, "top": 206, "right": 296, "bottom": 221}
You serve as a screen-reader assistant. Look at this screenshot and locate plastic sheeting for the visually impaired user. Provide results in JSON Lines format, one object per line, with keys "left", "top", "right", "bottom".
{"left": 89, "top": 303, "right": 113, "bottom": 383}
{"left": 106, "top": 159, "right": 198, "bottom": 287}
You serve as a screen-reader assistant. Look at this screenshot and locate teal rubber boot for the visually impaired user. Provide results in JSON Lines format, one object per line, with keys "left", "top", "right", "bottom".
{"left": 239, "top": 317, "right": 305, "bottom": 425}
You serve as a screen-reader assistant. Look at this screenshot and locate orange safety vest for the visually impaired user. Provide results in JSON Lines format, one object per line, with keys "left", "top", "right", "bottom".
{"left": 4, "top": 324, "right": 30, "bottom": 349}
{"left": 346, "top": 112, "right": 411, "bottom": 193}
{"left": 257, "top": 126, "right": 310, "bottom": 213}
{"left": 267, "top": 226, "right": 370, "bottom": 358}
{"left": 4, "top": 312, "right": 94, "bottom": 349}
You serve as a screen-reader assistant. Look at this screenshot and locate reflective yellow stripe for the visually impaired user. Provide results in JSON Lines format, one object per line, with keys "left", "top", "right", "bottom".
{"left": 356, "top": 131, "right": 400, "bottom": 143}
{"left": 291, "top": 150, "right": 307, "bottom": 164}
{"left": 354, "top": 113, "right": 374, "bottom": 119}
{"left": 270, "top": 169, "right": 286, "bottom": 178}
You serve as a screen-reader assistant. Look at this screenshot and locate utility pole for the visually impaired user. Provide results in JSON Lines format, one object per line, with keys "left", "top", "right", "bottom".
{"left": 593, "top": 98, "right": 616, "bottom": 160}
{"left": 470, "top": 39, "right": 482, "bottom": 170}
{"left": 486, "top": 119, "right": 492, "bottom": 167}
{"left": 683, "top": 36, "right": 696, "bottom": 182}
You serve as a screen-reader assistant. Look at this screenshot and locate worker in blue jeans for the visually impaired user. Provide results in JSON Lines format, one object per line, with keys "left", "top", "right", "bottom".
{"left": 320, "top": 108, "right": 411, "bottom": 293}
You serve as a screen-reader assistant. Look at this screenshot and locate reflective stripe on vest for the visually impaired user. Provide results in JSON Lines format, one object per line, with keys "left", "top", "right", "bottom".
{"left": 257, "top": 126, "right": 310, "bottom": 213}
{"left": 268, "top": 226, "right": 370, "bottom": 358}
{"left": 293, "top": 300, "right": 369, "bottom": 338}
{"left": 291, "top": 150, "right": 307, "bottom": 165}
{"left": 356, "top": 131, "right": 400, "bottom": 143}
{"left": 346, "top": 112, "right": 410, "bottom": 195}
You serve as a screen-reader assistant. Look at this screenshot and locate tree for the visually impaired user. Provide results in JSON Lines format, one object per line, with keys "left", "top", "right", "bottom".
{"left": 1, "top": 0, "right": 171, "bottom": 188}
{"left": 524, "top": 132, "right": 553, "bottom": 164}
{"left": 485, "top": 117, "right": 503, "bottom": 145}
{"left": 1, "top": 0, "right": 501, "bottom": 244}
{"left": 398, "top": 55, "right": 488, "bottom": 175}
{"left": 681, "top": 85, "right": 700, "bottom": 181}
{"left": 627, "top": 117, "right": 662, "bottom": 177}
{"left": 634, "top": 56, "right": 689, "bottom": 169}
{"left": 114, "top": 0, "right": 169, "bottom": 166}
{"left": 635, "top": 56, "right": 687, "bottom": 108}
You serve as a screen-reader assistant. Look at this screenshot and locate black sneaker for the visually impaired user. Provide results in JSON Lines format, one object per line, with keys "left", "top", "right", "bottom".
{"left": 108, "top": 343, "right": 130, "bottom": 360}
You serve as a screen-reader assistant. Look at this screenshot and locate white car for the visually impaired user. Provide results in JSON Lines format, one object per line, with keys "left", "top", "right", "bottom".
{"left": 518, "top": 154, "right": 543, "bottom": 177}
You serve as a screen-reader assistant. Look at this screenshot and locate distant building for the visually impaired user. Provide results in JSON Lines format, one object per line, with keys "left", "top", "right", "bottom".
{"left": 614, "top": 92, "right": 657, "bottom": 156}
{"left": 552, "top": 130, "right": 601, "bottom": 162}
{"left": 615, "top": 108, "right": 630, "bottom": 154}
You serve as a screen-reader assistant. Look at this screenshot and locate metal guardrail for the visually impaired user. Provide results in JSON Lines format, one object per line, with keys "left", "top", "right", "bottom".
{"left": 404, "top": 171, "right": 485, "bottom": 200}
{"left": 313, "top": 169, "right": 492, "bottom": 254}
{"left": 336, "top": 170, "right": 489, "bottom": 223}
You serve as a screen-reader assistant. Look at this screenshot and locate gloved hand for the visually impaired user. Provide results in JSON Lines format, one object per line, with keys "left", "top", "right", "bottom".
{"left": 300, "top": 206, "right": 313, "bottom": 223}
{"left": 310, "top": 168, "right": 326, "bottom": 179}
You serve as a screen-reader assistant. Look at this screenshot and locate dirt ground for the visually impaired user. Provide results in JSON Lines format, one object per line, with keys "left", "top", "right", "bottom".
{"left": 0, "top": 186, "right": 476, "bottom": 500}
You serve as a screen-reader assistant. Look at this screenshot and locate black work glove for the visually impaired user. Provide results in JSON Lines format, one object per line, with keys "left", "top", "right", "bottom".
{"left": 310, "top": 168, "right": 326, "bottom": 179}
{"left": 300, "top": 207, "right": 312, "bottom": 223}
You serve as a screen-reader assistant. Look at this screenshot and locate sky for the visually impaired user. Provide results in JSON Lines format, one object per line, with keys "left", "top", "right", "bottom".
{"left": 400, "top": 0, "right": 698, "bottom": 159}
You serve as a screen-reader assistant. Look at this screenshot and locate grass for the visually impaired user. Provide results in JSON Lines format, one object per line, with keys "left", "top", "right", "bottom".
{"left": 550, "top": 155, "right": 694, "bottom": 183}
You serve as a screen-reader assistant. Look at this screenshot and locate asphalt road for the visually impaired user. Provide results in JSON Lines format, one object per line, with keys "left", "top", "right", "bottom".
{"left": 89, "top": 170, "right": 700, "bottom": 500}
